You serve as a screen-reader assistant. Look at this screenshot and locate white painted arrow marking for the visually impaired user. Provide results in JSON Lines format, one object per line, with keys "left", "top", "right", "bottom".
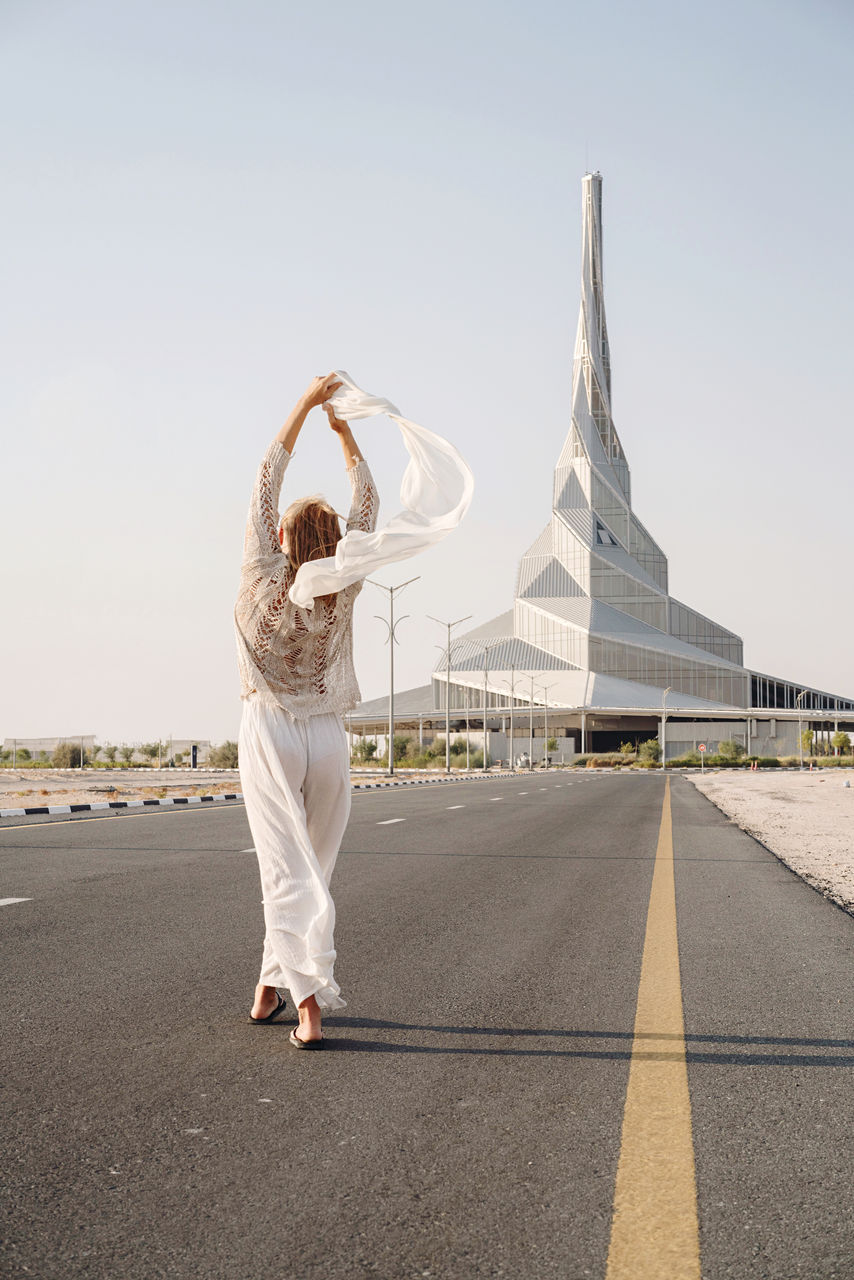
{"left": 0, "top": 898, "right": 32, "bottom": 907}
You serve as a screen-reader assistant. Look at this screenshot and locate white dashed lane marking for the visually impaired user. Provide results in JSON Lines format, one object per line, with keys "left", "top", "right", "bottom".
{"left": 0, "top": 898, "right": 32, "bottom": 907}
{"left": 377, "top": 818, "right": 406, "bottom": 825}
{"left": 518, "top": 791, "right": 528, "bottom": 795}
{"left": 446, "top": 805, "right": 465, "bottom": 810}
{"left": 490, "top": 797, "right": 503, "bottom": 801}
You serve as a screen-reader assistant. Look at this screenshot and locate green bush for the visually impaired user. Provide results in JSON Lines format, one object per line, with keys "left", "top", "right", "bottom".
{"left": 209, "top": 741, "right": 239, "bottom": 768}
{"left": 669, "top": 751, "right": 701, "bottom": 767}
{"left": 717, "top": 739, "right": 747, "bottom": 762}
{"left": 585, "top": 752, "right": 628, "bottom": 768}
{"left": 52, "top": 742, "right": 87, "bottom": 768}
{"left": 757, "top": 757, "right": 781, "bottom": 767}
{"left": 638, "top": 738, "right": 661, "bottom": 763}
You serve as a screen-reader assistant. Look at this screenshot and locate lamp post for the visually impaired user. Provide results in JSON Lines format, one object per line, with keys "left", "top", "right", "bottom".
{"left": 796, "top": 690, "right": 806, "bottom": 770}
{"left": 501, "top": 665, "right": 518, "bottom": 770}
{"left": 481, "top": 640, "right": 502, "bottom": 772}
{"left": 524, "top": 672, "right": 537, "bottom": 767}
{"left": 661, "top": 686, "right": 672, "bottom": 770}
{"left": 369, "top": 576, "right": 420, "bottom": 777}
{"left": 537, "top": 682, "right": 559, "bottom": 770}
{"left": 428, "top": 614, "right": 472, "bottom": 773}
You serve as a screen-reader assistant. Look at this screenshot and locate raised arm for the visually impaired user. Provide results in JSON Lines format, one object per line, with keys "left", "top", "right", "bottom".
{"left": 276, "top": 372, "right": 342, "bottom": 452}
{"left": 244, "top": 373, "right": 344, "bottom": 564}
{"left": 324, "top": 403, "right": 379, "bottom": 533}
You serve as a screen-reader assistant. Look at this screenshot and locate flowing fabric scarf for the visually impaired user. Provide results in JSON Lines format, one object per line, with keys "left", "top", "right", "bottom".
{"left": 288, "top": 370, "right": 475, "bottom": 609}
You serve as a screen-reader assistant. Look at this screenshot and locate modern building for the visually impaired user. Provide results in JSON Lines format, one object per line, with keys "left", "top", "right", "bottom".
{"left": 351, "top": 174, "right": 854, "bottom": 762}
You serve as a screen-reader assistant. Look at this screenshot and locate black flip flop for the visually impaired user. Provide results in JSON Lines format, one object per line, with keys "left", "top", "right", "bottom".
{"left": 289, "top": 1026, "right": 324, "bottom": 1050}
{"left": 248, "top": 992, "right": 287, "bottom": 1024}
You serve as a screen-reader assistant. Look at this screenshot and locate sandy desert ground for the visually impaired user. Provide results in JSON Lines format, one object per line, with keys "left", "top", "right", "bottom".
{"left": 691, "top": 769, "right": 854, "bottom": 915}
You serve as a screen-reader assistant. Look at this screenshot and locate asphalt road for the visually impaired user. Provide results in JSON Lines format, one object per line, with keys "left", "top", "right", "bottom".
{"left": 1, "top": 774, "right": 852, "bottom": 1279}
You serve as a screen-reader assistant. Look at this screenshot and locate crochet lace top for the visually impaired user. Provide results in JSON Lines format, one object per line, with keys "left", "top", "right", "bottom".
{"left": 234, "top": 440, "right": 379, "bottom": 717}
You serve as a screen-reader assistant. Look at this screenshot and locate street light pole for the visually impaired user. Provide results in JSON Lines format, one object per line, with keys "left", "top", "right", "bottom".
{"left": 507, "top": 664, "right": 516, "bottom": 770}
{"left": 428, "top": 614, "right": 472, "bottom": 774}
{"left": 537, "top": 682, "right": 559, "bottom": 770}
{"left": 796, "top": 690, "right": 806, "bottom": 770}
{"left": 369, "top": 576, "right": 420, "bottom": 777}
{"left": 527, "top": 672, "right": 536, "bottom": 767}
{"left": 661, "top": 686, "right": 672, "bottom": 770}
{"left": 481, "top": 640, "right": 501, "bottom": 772}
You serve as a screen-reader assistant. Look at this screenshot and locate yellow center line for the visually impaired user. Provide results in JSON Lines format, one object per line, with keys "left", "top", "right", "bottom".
{"left": 605, "top": 779, "right": 701, "bottom": 1280}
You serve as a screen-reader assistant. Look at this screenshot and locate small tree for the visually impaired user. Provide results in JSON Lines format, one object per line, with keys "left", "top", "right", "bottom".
{"left": 547, "top": 736, "right": 558, "bottom": 753}
{"left": 619, "top": 741, "right": 635, "bottom": 755}
{"left": 800, "top": 728, "right": 814, "bottom": 756}
{"left": 90, "top": 744, "right": 101, "bottom": 762}
{"left": 52, "top": 742, "right": 85, "bottom": 768}
{"left": 831, "top": 730, "right": 850, "bottom": 756}
{"left": 210, "top": 740, "right": 239, "bottom": 768}
{"left": 119, "top": 745, "right": 135, "bottom": 765}
{"left": 392, "top": 735, "right": 411, "bottom": 763}
{"left": 717, "top": 739, "right": 746, "bottom": 762}
{"left": 638, "top": 738, "right": 661, "bottom": 762}
{"left": 351, "top": 738, "right": 377, "bottom": 763}
{"left": 103, "top": 744, "right": 117, "bottom": 765}
{"left": 139, "top": 743, "right": 159, "bottom": 765}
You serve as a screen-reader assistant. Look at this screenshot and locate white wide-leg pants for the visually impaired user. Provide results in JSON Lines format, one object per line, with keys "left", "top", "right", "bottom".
{"left": 238, "top": 696, "right": 351, "bottom": 1013}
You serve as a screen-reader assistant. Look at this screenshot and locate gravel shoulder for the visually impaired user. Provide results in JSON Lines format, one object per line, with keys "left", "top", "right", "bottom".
{"left": 690, "top": 770, "right": 854, "bottom": 915}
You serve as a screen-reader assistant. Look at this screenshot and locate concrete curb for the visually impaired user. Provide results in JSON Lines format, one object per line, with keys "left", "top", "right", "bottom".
{"left": 0, "top": 771, "right": 549, "bottom": 818}
{"left": 0, "top": 793, "right": 243, "bottom": 819}
{"left": 351, "top": 771, "right": 541, "bottom": 789}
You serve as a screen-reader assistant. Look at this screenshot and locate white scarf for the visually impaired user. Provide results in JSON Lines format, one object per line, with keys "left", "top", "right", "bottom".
{"left": 288, "top": 370, "right": 475, "bottom": 609}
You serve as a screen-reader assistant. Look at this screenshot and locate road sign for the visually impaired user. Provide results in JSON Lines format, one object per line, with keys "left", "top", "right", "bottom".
{"left": 698, "top": 744, "right": 706, "bottom": 752}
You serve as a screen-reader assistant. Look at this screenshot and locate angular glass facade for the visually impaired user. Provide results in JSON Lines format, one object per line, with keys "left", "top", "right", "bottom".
{"left": 432, "top": 172, "right": 854, "bottom": 718}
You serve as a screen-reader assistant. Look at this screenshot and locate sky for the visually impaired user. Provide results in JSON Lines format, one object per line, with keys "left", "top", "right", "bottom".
{"left": 2, "top": 0, "right": 853, "bottom": 746}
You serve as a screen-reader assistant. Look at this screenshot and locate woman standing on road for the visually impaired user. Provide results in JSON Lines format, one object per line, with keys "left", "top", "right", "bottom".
{"left": 235, "top": 373, "right": 378, "bottom": 1049}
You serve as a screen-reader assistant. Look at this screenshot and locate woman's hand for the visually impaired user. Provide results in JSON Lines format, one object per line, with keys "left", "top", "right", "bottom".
{"left": 325, "top": 402, "right": 364, "bottom": 468}
{"left": 276, "top": 373, "right": 342, "bottom": 452}
{"left": 300, "top": 372, "right": 342, "bottom": 412}
{"left": 324, "top": 402, "right": 349, "bottom": 435}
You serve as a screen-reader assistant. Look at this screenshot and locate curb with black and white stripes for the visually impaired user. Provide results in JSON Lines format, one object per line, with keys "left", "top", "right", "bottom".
{"left": 0, "top": 771, "right": 549, "bottom": 818}
{"left": 0, "top": 793, "right": 243, "bottom": 819}
{"left": 351, "top": 771, "right": 538, "bottom": 789}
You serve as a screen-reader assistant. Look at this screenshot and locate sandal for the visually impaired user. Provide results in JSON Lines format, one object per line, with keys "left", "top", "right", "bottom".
{"left": 248, "top": 992, "right": 287, "bottom": 1024}
{"left": 289, "top": 1025, "right": 324, "bottom": 1050}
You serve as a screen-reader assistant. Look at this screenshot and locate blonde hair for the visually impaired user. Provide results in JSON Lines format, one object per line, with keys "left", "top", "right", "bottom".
{"left": 280, "top": 495, "right": 342, "bottom": 576}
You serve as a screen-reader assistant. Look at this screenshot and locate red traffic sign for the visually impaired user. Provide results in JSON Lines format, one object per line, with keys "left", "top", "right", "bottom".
{"left": 698, "top": 743, "right": 707, "bottom": 752}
